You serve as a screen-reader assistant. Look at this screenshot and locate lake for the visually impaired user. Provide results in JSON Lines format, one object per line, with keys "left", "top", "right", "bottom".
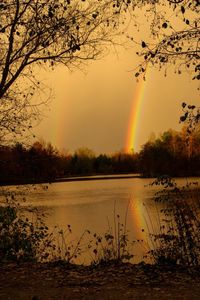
{"left": 1, "top": 176, "right": 198, "bottom": 264}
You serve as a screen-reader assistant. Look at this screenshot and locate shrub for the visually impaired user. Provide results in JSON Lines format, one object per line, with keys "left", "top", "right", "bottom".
{"left": 148, "top": 176, "right": 200, "bottom": 266}
{"left": 89, "top": 214, "right": 134, "bottom": 265}
{"left": 0, "top": 188, "right": 54, "bottom": 262}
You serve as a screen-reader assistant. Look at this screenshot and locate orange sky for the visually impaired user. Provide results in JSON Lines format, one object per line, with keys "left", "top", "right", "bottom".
{"left": 34, "top": 17, "right": 199, "bottom": 154}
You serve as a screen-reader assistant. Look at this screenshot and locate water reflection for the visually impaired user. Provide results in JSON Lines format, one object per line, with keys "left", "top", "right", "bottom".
{"left": 1, "top": 177, "right": 197, "bottom": 263}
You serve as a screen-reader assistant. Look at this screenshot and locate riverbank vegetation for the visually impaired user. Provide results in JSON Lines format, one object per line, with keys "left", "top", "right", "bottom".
{"left": 1, "top": 126, "right": 200, "bottom": 185}
{"left": 0, "top": 187, "right": 134, "bottom": 265}
{"left": 148, "top": 177, "right": 200, "bottom": 266}
{"left": 1, "top": 176, "right": 200, "bottom": 268}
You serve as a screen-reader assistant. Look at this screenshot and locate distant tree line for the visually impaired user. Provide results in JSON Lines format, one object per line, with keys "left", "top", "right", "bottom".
{"left": 139, "top": 128, "right": 200, "bottom": 177}
{"left": 1, "top": 127, "right": 200, "bottom": 184}
{"left": 0, "top": 141, "right": 64, "bottom": 184}
{"left": 0, "top": 141, "right": 138, "bottom": 185}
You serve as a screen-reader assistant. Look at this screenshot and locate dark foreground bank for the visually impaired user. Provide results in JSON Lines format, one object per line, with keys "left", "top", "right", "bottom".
{"left": 1, "top": 262, "right": 200, "bottom": 300}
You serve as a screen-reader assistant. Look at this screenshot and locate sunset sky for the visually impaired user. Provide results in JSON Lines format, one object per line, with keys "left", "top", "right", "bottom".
{"left": 34, "top": 19, "right": 199, "bottom": 154}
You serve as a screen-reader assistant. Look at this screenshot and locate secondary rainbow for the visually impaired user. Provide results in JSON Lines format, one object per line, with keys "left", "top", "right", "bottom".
{"left": 125, "top": 78, "right": 147, "bottom": 153}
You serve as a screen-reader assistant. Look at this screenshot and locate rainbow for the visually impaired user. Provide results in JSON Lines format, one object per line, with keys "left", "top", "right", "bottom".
{"left": 125, "top": 77, "right": 148, "bottom": 153}
{"left": 130, "top": 198, "right": 146, "bottom": 234}
{"left": 130, "top": 198, "right": 152, "bottom": 260}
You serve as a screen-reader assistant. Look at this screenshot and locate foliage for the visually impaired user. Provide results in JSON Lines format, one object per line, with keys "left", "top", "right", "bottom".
{"left": 148, "top": 177, "right": 200, "bottom": 266}
{"left": 0, "top": 142, "right": 139, "bottom": 184}
{"left": 180, "top": 102, "right": 200, "bottom": 134}
{"left": 123, "top": 0, "right": 200, "bottom": 80}
{"left": 0, "top": 0, "right": 199, "bottom": 143}
{"left": 0, "top": 186, "right": 93, "bottom": 263}
{"left": 69, "top": 150, "right": 138, "bottom": 176}
{"left": 89, "top": 214, "right": 134, "bottom": 265}
{"left": 139, "top": 127, "right": 200, "bottom": 177}
{"left": 0, "top": 187, "right": 135, "bottom": 265}
{"left": 51, "top": 225, "right": 91, "bottom": 264}
{"left": 3, "top": 125, "right": 200, "bottom": 183}
{"left": 0, "top": 189, "right": 53, "bottom": 262}
{"left": 0, "top": 0, "right": 123, "bottom": 143}
{"left": 2, "top": 125, "right": 200, "bottom": 183}
{"left": 0, "top": 141, "right": 62, "bottom": 183}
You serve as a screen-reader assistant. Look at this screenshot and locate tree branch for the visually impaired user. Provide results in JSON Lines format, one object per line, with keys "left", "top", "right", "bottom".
{"left": 0, "top": 0, "right": 20, "bottom": 90}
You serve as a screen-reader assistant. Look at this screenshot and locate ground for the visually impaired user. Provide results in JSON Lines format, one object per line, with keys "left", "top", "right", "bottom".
{"left": 0, "top": 262, "right": 200, "bottom": 299}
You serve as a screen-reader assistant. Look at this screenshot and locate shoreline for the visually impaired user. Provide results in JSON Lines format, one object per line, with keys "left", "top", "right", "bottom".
{"left": 0, "top": 173, "right": 142, "bottom": 186}
{"left": 54, "top": 173, "right": 141, "bottom": 183}
{"left": 1, "top": 174, "right": 200, "bottom": 187}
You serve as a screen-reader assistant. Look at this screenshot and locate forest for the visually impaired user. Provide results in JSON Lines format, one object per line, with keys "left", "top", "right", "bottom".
{"left": 1, "top": 126, "right": 200, "bottom": 184}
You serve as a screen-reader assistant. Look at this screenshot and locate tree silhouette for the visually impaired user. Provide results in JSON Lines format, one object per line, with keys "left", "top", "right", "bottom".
{"left": 0, "top": 0, "right": 120, "bottom": 144}
{"left": 139, "top": 128, "right": 200, "bottom": 177}
{"left": 123, "top": 1, "right": 199, "bottom": 135}
{"left": 124, "top": 0, "right": 200, "bottom": 80}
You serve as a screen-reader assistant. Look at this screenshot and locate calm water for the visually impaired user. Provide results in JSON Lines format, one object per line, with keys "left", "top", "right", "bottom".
{"left": 25, "top": 177, "right": 158, "bottom": 235}
{"left": 1, "top": 177, "right": 197, "bottom": 263}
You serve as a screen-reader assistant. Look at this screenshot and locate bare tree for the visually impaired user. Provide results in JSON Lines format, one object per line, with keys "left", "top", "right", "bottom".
{"left": 0, "top": 0, "right": 122, "bottom": 144}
